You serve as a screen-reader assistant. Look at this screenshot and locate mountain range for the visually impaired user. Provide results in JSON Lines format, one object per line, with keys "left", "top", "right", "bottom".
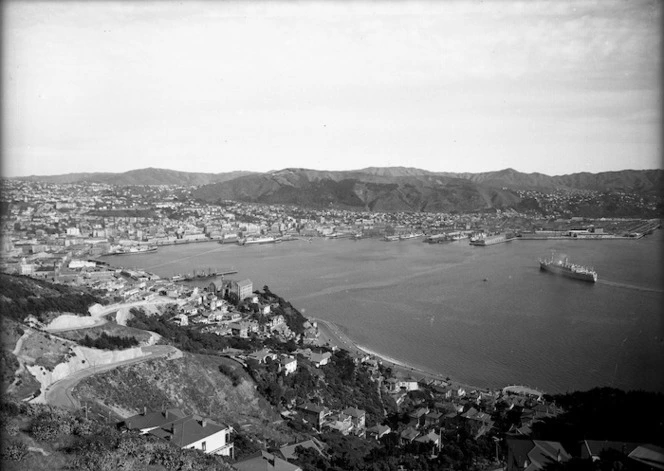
{"left": 12, "top": 166, "right": 663, "bottom": 213}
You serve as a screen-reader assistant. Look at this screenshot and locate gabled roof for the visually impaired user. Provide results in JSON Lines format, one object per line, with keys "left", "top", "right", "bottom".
{"left": 507, "top": 438, "right": 571, "bottom": 471}
{"left": 122, "top": 408, "right": 186, "bottom": 431}
{"left": 279, "top": 438, "right": 326, "bottom": 462}
{"left": 528, "top": 440, "right": 571, "bottom": 470}
{"left": 400, "top": 427, "right": 420, "bottom": 441}
{"left": 628, "top": 444, "right": 664, "bottom": 470}
{"left": 235, "top": 451, "right": 302, "bottom": 471}
{"left": 415, "top": 430, "right": 440, "bottom": 444}
{"left": 367, "top": 424, "right": 391, "bottom": 435}
{"left": 582, "top": 440, "right": 641, "bottom": 459}
{"left": 148, "top": 415, "right": 230, "bottom": 448}
{"left": 297, "top": 403, "right": 328, "bottom": 415}
{"left": 342, "top": 407, "right": 366, "bottom": 418}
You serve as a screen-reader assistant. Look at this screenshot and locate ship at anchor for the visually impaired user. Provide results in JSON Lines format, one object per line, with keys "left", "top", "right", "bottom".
{"left": 538, "top": 252, "right": 598, "bottom": 282}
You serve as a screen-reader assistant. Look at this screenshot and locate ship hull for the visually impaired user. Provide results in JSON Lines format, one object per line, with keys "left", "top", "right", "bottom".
{"left": 539, "top": 262, "right": 597, "bottom": 282}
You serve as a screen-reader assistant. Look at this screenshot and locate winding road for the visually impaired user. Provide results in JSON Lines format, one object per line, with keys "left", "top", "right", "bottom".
{"left": 42, "top": 345, "right": 181, "bottom": 409}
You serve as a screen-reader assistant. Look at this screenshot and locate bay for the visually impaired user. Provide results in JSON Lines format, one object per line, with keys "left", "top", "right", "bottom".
{"left": 105, "top": 230, "right": 664, "bottom": 394}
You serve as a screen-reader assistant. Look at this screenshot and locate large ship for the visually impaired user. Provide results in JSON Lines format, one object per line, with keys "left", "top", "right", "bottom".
{"left": 103, "top": 245, "right": 158, "bottom": 256}
{"left": 238, "top": 236, "right": 280, "bottom": 246}
{"left": 538, "top": 253, "right": 597, "bottom": 283}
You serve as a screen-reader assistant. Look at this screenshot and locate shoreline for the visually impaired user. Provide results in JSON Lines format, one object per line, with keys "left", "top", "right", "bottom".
{"left": 309, "top": 316, "right": 497, "bottom": 395}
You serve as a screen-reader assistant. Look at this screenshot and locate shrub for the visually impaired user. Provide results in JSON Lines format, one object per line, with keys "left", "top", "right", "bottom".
{"left": 30, "top": 418, "right": 60, "bottom": 442}
{"left": 1, "top": 439, "right": 28, "bottom": 461}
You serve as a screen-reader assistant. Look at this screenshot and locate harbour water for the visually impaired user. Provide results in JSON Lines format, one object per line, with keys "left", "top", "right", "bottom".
{"left": 105, "top": 231, "right": 664, "bottom": 394}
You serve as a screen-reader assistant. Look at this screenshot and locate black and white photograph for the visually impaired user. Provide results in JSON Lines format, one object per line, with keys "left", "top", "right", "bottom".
{"left": 1, "top": 1, "right": 662, "bottom": 470}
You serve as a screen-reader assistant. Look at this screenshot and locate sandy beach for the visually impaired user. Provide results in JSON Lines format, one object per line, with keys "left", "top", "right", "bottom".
{"left": 309, "top": 316, "right": 494, "bottom": 394}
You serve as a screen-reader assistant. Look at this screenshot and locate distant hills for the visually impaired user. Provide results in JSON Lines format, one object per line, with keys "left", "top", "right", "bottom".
{"left": 11, "top": 166, "right": 663, "bottom": 214}
{"left": 191, "top": 167, "right": 663, "bottom": 213}
{"left": 13, "top": 167, "right": 255, "bottom": 186}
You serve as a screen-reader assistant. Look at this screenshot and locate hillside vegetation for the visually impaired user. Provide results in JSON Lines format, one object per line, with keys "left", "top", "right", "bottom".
{"left": 0, "top": 274, "right": 105, "bottom": 324}
{"left": 72, "top": 353, "right": 295, "bottom": 457}
{"left": 0, "top": 399, "right": 235, "bottom": 471}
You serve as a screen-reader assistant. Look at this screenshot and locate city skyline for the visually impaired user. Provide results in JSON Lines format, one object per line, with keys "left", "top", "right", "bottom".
{"left": 3, "top": 0, "right": 661, "bottom": 178}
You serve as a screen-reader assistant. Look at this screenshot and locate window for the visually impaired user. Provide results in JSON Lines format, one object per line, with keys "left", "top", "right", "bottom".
{"left": 202, "top": 441, "right": 206, "bottom": 451}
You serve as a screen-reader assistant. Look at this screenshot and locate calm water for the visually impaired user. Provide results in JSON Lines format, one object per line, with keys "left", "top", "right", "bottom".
{"left": 106, "top": 231, "right": 664, "bottom": 394}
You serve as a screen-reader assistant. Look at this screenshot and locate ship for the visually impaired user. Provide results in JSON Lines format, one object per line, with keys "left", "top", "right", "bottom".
{"left": 182, "top": 267, "right": 238, "bottom": 281}
{"left": 399, "top": 232, "right": 425, "bottom": 240}
{"left": 238, "top": 236, "right": 281, "bottom": 246}
{"left": 538, "top": 253, "right": 597, "bottom": 282}
{"left": 103, "top": 245, "right": 158, "bottom": 256}
{"left": 469, "top": 233, "right": 514, "bottom": 246}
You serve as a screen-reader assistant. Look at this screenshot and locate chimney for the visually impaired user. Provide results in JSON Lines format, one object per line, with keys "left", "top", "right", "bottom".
{"left": 143, "top": 406, "right": 147, "bottom": 415}
{"left": 202, "top": 418, "right": 207, "bottom": 427}
{"left": 557, "top": 450, "right": 562, "bottom": 463}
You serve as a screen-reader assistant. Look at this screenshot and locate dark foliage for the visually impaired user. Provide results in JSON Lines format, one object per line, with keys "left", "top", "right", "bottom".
{"left": 218, "top": 364, "right": 243, "bottom": 386}
{"left": 0, "top": 398, "right": 234, "bottom": 470}
{"left": 534, "top": 388, "right": 664, "bottom": 447}
{"left": 127, "top": 307, "right": 260, "bottom": 354}
{"left": 78, "top": 332, "right": 140, "bottom": 350}
{"left": 247, "top": 349, "right": 385, "bottom": 427}
{"left": 0, "top": 274, "right": 103, "bottom": 323}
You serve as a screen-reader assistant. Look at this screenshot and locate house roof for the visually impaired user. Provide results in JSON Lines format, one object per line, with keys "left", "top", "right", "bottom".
{"left": 582, "top": 440, "right": 641, "bottom": 459}
{"left": 415, "top": 431, "right": 440, "bottom": 444}
{"left": 297, "top": 403, "right": 328, "bottom": 415}
{"left": 237, "top": 279, "right": 253, "bottom": 288}
{"left": 628, "top": 444, "right": 664, "bottom": 470}
{"left": 148, "top": 415, "right": 229, "bottom": 448}
{"left": 507, "top": 440, "right": 570, "bottom": 471}
{"left": 367, "top": 424, "right": 391, "bottom": 435}
{"left": 235, "top": 451, "right": 302, "bottom": 471}
{"left": 400, "top": 427, "right": 420, "bottom": 441}
{"left": 279, "top": 439, "right": 326, "bottom": 462}
{"left": 342, "top": 407, "right": 366, "bottom": 418}
{"left": 123, "top": 408, "right": 187, "bottom": 431}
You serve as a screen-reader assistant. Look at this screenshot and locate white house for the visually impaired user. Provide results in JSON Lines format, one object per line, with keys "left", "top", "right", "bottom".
{"left": 280, "top": 355, "right": 298, "bottom": 375}
{"left": 148, "top": 415, "right": 234, "bottom": 458}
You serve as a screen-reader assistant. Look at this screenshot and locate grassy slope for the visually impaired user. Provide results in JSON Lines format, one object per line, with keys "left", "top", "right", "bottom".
{"left": 73, "top": 352, "right": 295, "bottom": 448}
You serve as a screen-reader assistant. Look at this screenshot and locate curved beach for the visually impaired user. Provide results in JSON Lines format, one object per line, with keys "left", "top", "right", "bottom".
{"left": 310, "top": 316, "right": 495, "bottom": 394}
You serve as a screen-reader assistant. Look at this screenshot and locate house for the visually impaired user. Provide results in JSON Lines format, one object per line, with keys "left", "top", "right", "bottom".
{"left": 628, "top": 444, "right": 664, "bottom": 470}
{"left": 147, "top": 414, "right": 234, "bottom": 457}
{"left": 280, "top": 355, "right": 297, "bottom": 375}
{"left": 506, "top": 438, "right": 571, "bottom": 471}
{"left": 581, "top": 440, "right": 640, "bottom": 462}
{"left": 279, "top": 438, "right": 326, "bottom": 462}
{"left": 247, "top": 348, "right": 278, "bottom": 364}
{"left": 296, "top": 403, "right": 330, "bottom": 430}
{"left": 400, "top": 426, "right": 420, "bottom": 444}
{"left": 324, "top": 413, "right": 353, "bottom": 435}
{"left": 414, "top": 430, "right": 442, "bottom": 453}
{"left": 425, "top": 411, "right": 443, "bottom": 428}
{"left": 388, "top": 377, "right": 419, "bottom": 392}
{"left": 172, "top": 314, "right": 188, "bottom": 326}
{"left": 235, "top": 451, "right": 302, "bottom": 471}
{"left": 296, "top": 349, "right": 332, "bottom": 368}
{"left": 460, "top": 407, "right": 494, "bottom": 438}
{"left": 120, "top": 408, "right": 187, "bottom": 434}
{"left": 367, "top": 424, "right": 391, "bottom": 440}
{"left": 408, "top": 407, "right": 430, "bottom": 429}
{"left": 341, "top": 407, "right": 366, "bottom": 434}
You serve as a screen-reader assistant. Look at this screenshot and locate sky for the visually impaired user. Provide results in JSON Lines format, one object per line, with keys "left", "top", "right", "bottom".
{"left": 2, "top": 0, "right": 661, "bottom": 177}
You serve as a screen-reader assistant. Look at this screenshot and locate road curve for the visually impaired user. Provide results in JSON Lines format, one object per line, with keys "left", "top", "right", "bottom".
{"left": 43, "top": 345, "right": 180, "bottom": 409}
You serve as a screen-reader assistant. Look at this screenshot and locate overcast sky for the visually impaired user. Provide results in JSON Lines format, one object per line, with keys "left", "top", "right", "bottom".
{"left": 3, "top": 0, "right": 661, "bottom": 177}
